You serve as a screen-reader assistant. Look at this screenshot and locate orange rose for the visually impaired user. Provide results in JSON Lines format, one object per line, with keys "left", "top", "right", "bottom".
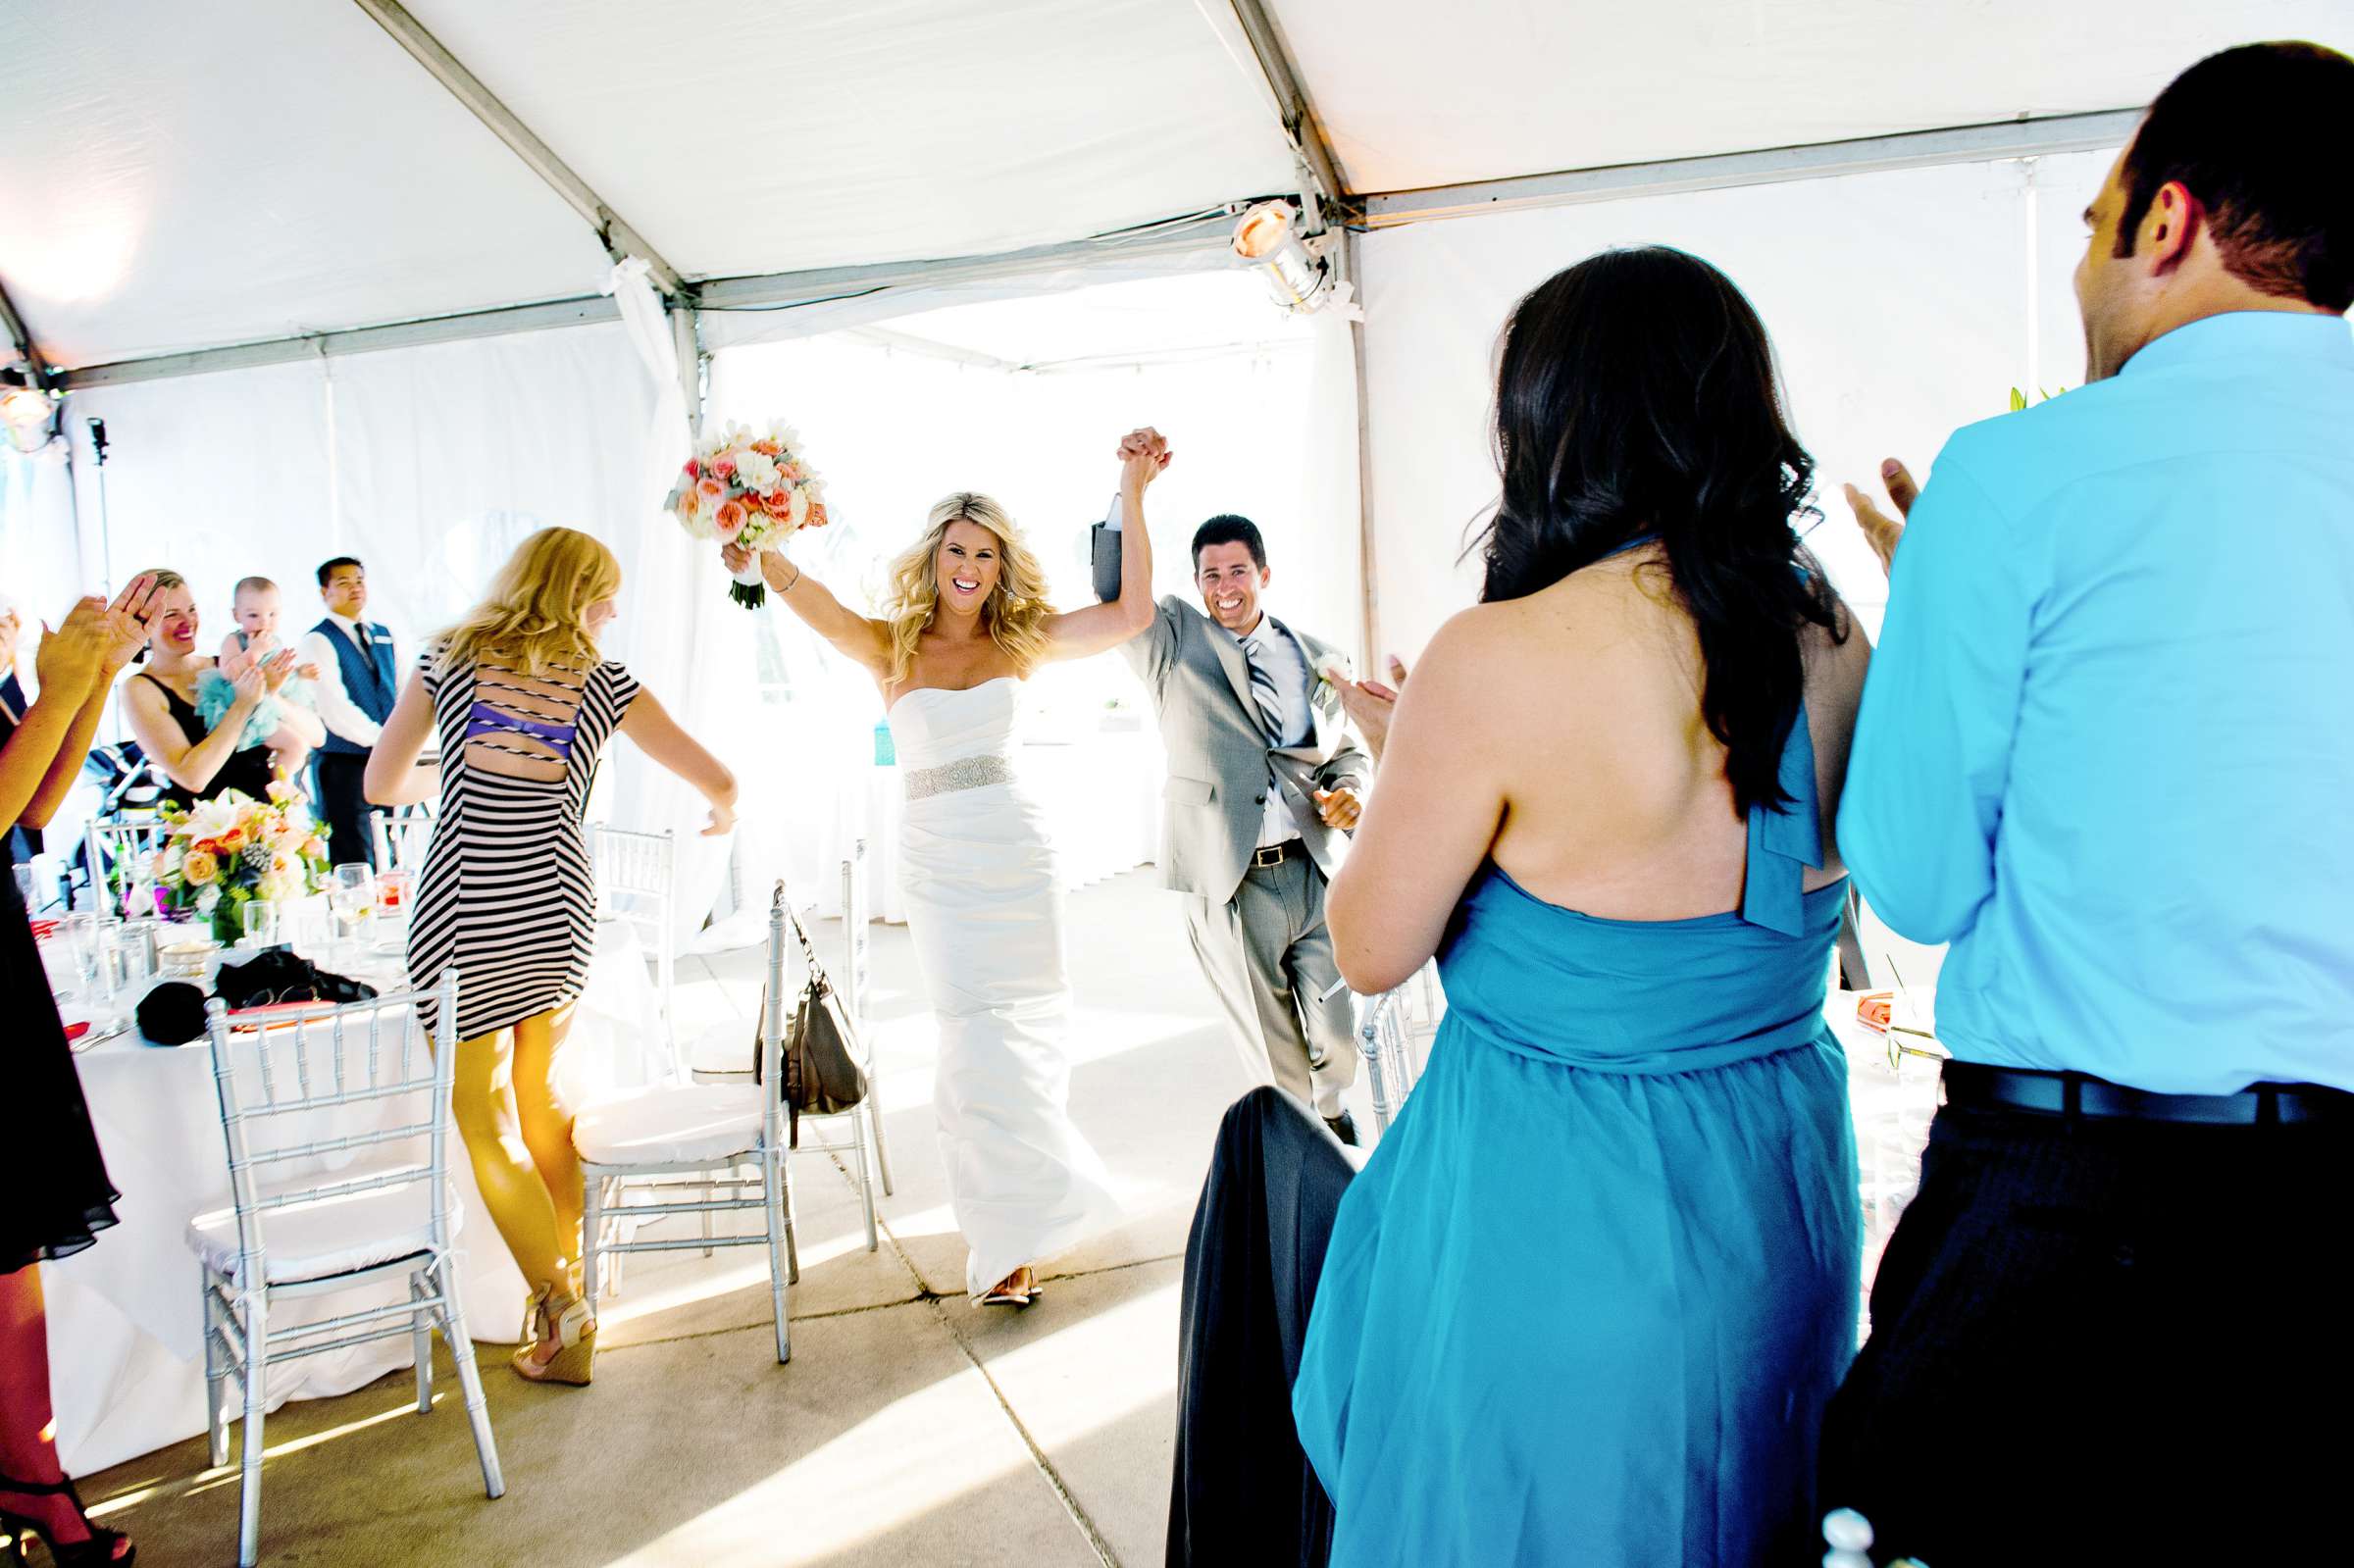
{"left": 181, "top": 848, "right": 220, "bottom": 886}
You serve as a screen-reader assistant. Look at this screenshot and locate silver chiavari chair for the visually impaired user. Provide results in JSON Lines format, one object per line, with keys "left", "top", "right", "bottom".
{"left": 590, "top": 823, "right": 678, "bottom": 1064}
{"left": 186, "top": 971, "right": 502, "bottom": 1568}
{"left": 369, "top": 804, "right": 435, "bottom": 873}
{"left": 575, "top": 885, "right": 797, "bottom": 1362}
{"left": 1356, "top": 960, "right": 1446, "bottom": 1140}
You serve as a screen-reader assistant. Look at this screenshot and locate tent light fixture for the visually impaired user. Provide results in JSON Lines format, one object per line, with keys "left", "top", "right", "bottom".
{"left": 1, "top": 359, "right": 63, "bottom": 455}
{"left": 1231, "top": 200, "right": 1333, "bottom": 315}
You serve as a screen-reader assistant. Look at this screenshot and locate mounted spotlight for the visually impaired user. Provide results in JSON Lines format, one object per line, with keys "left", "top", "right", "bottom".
{"left": 1, "top": 359, "right": 62, "bottom": 455}
{"left": 1231, "top": 200, "right": 1334, "bottom": 315}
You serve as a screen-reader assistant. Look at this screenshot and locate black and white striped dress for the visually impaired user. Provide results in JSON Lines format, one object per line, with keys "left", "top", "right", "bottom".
{"left": 407, "top": 647, "right": 640, "bottom": 1040}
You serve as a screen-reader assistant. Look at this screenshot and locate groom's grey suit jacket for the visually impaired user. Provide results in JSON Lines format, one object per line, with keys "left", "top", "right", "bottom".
{"left": 1118, "top": 593, "right": 1369, "bottom": 907}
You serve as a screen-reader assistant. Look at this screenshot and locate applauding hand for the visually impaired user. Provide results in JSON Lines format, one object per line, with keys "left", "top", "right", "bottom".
{"left": 1313, "top": 785, "right": 1363, "bottom": 831}
{"left": 34, "top": 597, "right": 114, "bottom": 699}
{"left": 258, "top": 648, "right": 299, "bottom": 693}
{"left": 98, "top": 573, "right": 162, "bottom": 674}
{"left": 1323, "top": 656, "right": 1408, "bottom": 762}
{"left": 1842, "top": 459, "right": 1919, "bottom": 575}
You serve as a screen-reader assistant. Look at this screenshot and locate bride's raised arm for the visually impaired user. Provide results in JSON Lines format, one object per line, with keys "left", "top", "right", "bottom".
{"left": 1040, "top": 427, "right": 1170, "bottom": 661}
{"left": 720, "top": 540, "right": 893, "bottom": 676}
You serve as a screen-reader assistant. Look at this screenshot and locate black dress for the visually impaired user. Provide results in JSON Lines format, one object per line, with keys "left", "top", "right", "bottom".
{"left": 139, "top": 669, "right": 278, "bottom": 808}
{"left": 0, "top": 842, "right": 120, "bottom": 1271}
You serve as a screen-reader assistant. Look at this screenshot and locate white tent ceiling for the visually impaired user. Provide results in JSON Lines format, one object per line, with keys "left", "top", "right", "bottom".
{"left": 7, "top": 1, "right": 2348, "bottom": 376}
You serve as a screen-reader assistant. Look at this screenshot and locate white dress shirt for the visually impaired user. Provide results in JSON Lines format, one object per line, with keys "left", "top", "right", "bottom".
{"left": 1229, "top": 616, "right": 1314, "bottom": 848}
{"left": 295, "top": 612, "right": 384, "bottom": 748}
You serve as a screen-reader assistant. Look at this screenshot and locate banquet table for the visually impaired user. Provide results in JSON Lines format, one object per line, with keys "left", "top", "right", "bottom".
{"left": 45, "top": 908, "right": 666, "bottom": 1476}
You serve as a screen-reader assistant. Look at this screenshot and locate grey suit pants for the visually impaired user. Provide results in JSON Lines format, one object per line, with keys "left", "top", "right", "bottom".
{"left": 1184, "top": 853, "right": 1358, "bottom": 1119}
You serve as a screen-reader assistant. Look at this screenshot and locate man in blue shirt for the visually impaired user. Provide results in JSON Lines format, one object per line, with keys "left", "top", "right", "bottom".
{"left": 1820, "top": 42, "right": 2354, "bottom": 1563}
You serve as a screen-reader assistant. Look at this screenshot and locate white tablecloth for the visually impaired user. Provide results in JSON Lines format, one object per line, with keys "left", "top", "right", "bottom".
{"left": 47, "top": 915, "right": 665, "bottom": 1475}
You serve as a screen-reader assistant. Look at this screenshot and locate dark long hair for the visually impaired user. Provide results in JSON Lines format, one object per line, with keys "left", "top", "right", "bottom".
{"left": 1474, "top": 246, "right": 1841, "bottom": 814}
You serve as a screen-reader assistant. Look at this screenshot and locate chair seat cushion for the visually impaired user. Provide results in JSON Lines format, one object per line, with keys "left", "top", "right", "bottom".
{"left": 187, "top": 1170, "right": 459, "bottom": 1286}
{"left": 574, "top": 1084, "right": 763, "bottom": 1166}
{"left": 688, "top": 1020, "right": 753, "bottom": 1080}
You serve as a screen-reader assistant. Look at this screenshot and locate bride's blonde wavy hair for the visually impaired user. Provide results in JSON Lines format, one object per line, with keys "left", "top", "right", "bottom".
{"left": 435, "top": 526, "right": 620, "bottom": 679}
{"left": 880, "top": 493, "right": 1052, "bottom": 684}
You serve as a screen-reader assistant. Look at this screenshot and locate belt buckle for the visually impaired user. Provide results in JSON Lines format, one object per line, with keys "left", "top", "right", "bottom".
{"left": 1252, "top": 843, "right": 1286, "bottom": 869}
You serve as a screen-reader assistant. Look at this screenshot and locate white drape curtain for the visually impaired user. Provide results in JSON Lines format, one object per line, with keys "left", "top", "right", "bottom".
{"left": 601, "top": 259, "right": 744, "bottom": 944}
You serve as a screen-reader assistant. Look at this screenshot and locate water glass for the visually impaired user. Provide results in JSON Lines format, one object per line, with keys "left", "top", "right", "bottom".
{"left": 12, "top": 862, "right": 33, "bottom": 914}
{"left": 241, "top": 900, "right": 281, "bottom": 948}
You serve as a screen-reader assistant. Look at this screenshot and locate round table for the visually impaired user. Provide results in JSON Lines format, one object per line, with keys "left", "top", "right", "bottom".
{"left": 45, "top": 913, "right": 666, "bottom": 1476}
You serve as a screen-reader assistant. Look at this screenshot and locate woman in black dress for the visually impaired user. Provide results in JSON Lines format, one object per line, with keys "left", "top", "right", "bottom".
{"left": 0, "top": 574, "right": 158, "bottom": 1566}
{"left": 119, "top": 570, "right": 312, "bottom": 810}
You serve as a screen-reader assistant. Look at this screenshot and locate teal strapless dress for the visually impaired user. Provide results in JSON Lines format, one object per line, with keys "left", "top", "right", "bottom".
{"left": 1293, "top": 706, "right": 1861, "bottom": 1566}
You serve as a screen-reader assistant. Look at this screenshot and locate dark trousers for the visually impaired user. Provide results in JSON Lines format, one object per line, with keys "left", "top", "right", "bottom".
{"left": 312, "top": 751, "right": 375, "bottom": 870}
{"left": 1818, "top": 1095, "right": 2351, "bottom": 1565}
{"left": 1167, "top": 1087, "right": 1355, "bottom": 1568}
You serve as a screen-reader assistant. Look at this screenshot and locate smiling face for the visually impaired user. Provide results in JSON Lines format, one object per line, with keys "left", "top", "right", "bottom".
{"left": 151, "top": 583, "right": 200, "bottom": 658}
{"left": 1195, "top": 540, "right": 1270, "bottom": 633}
{"left": 935, "top": 519, "right": 1003, "bottom": 617}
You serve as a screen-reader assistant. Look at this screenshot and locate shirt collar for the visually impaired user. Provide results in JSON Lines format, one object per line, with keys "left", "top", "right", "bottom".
{"left": 2123, "top": 309, "right": 2354, "bottom": 379}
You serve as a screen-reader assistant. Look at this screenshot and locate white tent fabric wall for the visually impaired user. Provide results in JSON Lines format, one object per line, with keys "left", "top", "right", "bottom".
{"left": 0, "top": 446, "right": 86, "bottom": 634}
{"left": 1356, "top": 149, "right": 2122, "bottom": 664}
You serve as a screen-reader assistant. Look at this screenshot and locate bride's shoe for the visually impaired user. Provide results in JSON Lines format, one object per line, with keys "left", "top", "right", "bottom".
{"left": 977, "top": 1267, "right": 1041, "bottom": 1308}
{"left": 510, "top": 1286, "right": 596, "bottom": 1386}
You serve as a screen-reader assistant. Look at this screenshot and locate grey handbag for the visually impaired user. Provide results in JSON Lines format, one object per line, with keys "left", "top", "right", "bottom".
{"left": 751, "top": 900, "right": 868, "bottom": 1147}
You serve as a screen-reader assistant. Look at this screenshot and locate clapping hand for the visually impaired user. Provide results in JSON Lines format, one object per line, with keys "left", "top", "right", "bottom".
{"left": 1115, "top": 427, "right": 1172, "bottom": 492}
{"left": 228, "top": 662, "right": 268, "bottom": 712}
{"left": 34, "top": 597, "right": 114, "bottom": 698}
{"left": 1322, "top": 656, "right": 1408, "bottom": 762}
{"left": 258, "top": 648, "right": 298, "bottom": 693}
{"left": 98, "top": 573, "right": 162, "bottom": 673}
{"left": 1841, "top": 459, "right": 1919, "bottom": 575}
{"left": 1312, "top": 784, "right": 1363, "bottom": 831}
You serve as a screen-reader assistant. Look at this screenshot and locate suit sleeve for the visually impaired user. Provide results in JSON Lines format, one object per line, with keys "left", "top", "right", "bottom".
{"left": 1118, "top": 598, "right": 1182, "bottom": 690}
{"left": 1837, "top": 449, "right": 2032, "bottom": 942}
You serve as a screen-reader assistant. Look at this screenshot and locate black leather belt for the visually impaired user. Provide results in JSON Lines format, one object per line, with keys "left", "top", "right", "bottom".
{"left": 1250, "top": 839, "right": 1306, "bottom": 870}
{"left": 1943, "top": 1061, "right": 2354, "bottom": 1126}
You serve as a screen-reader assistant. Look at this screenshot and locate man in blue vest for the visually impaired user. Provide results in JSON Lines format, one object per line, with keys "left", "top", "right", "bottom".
{"left": 295, "top": 556, "right": 399, "bottom": 868}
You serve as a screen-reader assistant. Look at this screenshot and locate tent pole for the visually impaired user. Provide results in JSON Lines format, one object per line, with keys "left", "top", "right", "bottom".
{"left": 670, "top": 303, "right": 702, "bottom": 438}
{"left": 351, "top": 0, "right": 691, "bottom": 300}
{"left": 1339, "top": 228, "right": 1378, "bottom": 670}
{"left": 1361, "top": 109, "right": 2140, "bottom": 227}
{"left": 1219, "top": 0, "right": 1352, "bottom": 220}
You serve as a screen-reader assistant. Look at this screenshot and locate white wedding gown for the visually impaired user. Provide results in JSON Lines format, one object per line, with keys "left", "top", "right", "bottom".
{"left": 888, "top": 677, "right": 1121, "bottom": 1295}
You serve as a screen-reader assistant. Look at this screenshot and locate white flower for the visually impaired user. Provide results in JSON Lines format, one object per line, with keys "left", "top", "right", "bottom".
{"left": 787, "top": 487, "right": 809, "bottom": 526}
{"left": 195, "top": 885, "right": 221, "bottom": 913}
{"left": 736, "top": 451, "right": 780, "bottom": 492}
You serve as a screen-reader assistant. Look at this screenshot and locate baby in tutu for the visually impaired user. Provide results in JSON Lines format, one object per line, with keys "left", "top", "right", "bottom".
{"left": 206, "top": 576, "right": 322, "bottom": 779}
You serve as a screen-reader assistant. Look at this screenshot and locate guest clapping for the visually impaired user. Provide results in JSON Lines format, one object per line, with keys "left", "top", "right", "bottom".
{"left": 122, "top": 570, "right": 319, "bottom": 810}
{"left": 218, "top": 576, "right": 324, "bottom": 781}
{"left": 366, "top": 527, "right": 736, "bottom": 1386}
{"left": 1819, "top": 42, "right": 2354, "bottom": 1564}
{"left": 1, "top": 575, "right": 158, "bottom": 1568}
{"left": 1294, "top": 249, "right": 1868, "bottom": 1564}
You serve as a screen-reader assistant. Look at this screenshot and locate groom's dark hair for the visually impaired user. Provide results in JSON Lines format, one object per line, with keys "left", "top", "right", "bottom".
{"left": 1191, "top": 515, "right": 1266, "bottom": 572}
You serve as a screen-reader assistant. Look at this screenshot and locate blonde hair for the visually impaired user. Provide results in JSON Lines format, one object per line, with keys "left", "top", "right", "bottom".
{"left": 880, "top": 493, "right": 1053, "bottom": 684}
{"left": 436, "top": 527, "right": 620, "bottom": 678}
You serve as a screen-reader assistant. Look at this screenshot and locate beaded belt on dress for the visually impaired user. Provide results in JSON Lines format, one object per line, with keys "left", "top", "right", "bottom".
{"left": 903, "top": 754, "right": 1014, "bottom": 800}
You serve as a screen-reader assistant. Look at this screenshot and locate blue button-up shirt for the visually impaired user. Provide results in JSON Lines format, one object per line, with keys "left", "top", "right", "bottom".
{"left": 1840, "top": 310, "right": 2354, "bottom": 1094}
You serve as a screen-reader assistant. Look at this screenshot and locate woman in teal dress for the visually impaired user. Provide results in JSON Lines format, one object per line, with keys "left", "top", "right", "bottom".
{"left": 1296, "top": 247, "right": 1869, "bottom": 1565}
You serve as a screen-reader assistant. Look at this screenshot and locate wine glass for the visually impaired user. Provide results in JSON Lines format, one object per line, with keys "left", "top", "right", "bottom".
{"left": 329, "top": 864, "right": 376, "bottom": 961}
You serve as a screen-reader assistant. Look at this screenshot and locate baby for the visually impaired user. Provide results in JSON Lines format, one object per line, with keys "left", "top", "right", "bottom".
{"left": 207, "top": 576, "right": 322, "bottom": 777}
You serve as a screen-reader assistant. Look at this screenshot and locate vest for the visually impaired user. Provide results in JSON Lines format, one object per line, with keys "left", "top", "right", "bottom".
{"left": 313, "top": 617, "right": 397, "bottom": 755}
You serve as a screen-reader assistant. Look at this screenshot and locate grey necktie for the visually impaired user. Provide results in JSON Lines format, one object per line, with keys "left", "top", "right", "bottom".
{"left": 1240, "top": 632, "right": 1286, "bottom": 745}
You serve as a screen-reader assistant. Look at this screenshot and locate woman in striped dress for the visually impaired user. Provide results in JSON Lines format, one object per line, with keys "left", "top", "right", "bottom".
{"left": 367, "top": 527, "right": 737, "bottom": 1386}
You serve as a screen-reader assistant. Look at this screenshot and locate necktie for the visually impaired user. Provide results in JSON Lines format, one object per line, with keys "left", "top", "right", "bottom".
{"left": 1241, "top": 632, "right": 1286, "bottom": 745}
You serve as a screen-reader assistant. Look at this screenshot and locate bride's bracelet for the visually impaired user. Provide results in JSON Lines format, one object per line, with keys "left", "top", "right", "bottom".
{"left": 778, "top": 560, "right": 801, "bottom": 592}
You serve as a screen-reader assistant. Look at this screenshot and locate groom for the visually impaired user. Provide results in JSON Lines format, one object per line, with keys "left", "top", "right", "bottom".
{"left": 1100, "top": 512, "right": 1368, "bottom": 1142}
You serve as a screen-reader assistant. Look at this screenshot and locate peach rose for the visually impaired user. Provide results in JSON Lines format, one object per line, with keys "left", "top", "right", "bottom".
{"left": 181, "top": 848, "right": 220, "bottom": 886}
{"left": 696, "top": 477, "right": 726, "bottom": 505}
{"left": 302, "top": 835, "right": 328, "bottom": 859}
{"left": 714, "top": 499, "right": 748, "bottom": 540}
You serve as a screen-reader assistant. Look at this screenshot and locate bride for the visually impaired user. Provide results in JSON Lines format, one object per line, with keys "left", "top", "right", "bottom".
{"left": 722, "top": 428, "right": 1170, "bottom": 1305}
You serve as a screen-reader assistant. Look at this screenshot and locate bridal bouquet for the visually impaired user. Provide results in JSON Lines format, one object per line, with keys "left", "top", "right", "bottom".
{"left": 156, "top": 782, "right": 329, "bottom": 942}
{"left": 664, "top": 420, "right": 833, "bottom": 609}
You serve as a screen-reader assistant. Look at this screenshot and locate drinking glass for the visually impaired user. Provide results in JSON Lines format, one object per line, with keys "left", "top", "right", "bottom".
{"left": 241, "top": 900, "right": 281, "bottom": 948}
{"left": 329, "top": 864, "right": 376, "bottom": 959}
{"left": 58, "top": 913, "right": 99, "bottom": 999}
{"left": 12, "top": 863, "right": 33, "bottom": 914}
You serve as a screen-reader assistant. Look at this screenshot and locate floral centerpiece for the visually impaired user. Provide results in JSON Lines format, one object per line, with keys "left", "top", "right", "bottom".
{"left": 156, "top": 782, "right": 329, "bottom": 943}
{"left": 663, "top": 420, "right": 832, "bottom": 608}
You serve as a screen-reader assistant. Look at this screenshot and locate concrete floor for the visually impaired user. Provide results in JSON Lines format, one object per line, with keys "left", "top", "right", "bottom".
{"left": 78, "top": 869, "right": 1313, "bottom": 1567}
